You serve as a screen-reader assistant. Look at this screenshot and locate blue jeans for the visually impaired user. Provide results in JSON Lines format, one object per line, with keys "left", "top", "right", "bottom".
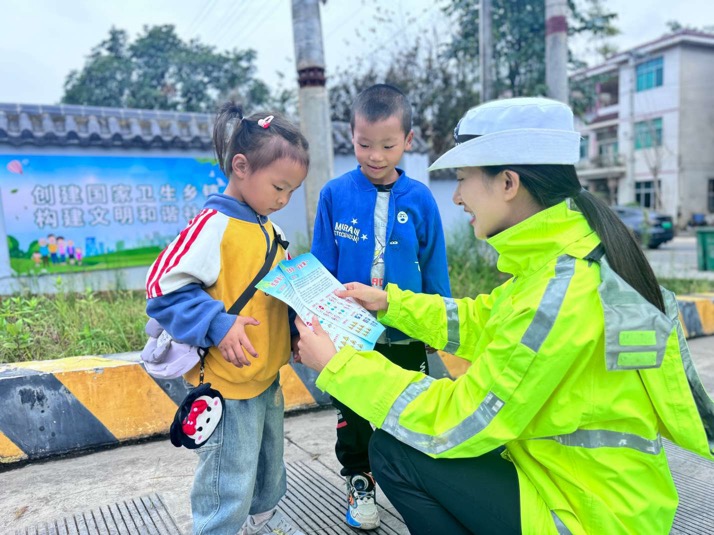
{"left": 191, "top": 378, "right": 287, "bottom": 535}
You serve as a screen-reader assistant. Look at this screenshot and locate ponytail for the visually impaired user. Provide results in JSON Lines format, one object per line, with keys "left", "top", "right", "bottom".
{"left": 212, "top": 102, "right": 244, "bottom": 176}
{"left": 573, "top": 189, "right": 664, "bottom": 312}
{"left": 483, "top": 165, "right": 665, "bottom": 312}
{"left": 212, "top": 101, "right": 309, "bottom": 179}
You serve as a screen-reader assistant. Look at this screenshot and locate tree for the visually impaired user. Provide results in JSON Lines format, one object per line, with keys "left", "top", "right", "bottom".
{"left": 328, "top": 1, "right": 618, "bottom": 164}
{"left": 62, "top": 25, "right": 285, "bottom": 113}
{"left": 329, "top": 34, "right": 479, "bottom": 163}
{"left": 445, "top": 0, "right": 619, "bottom": 99}
{"left": 6, "top": 235, "right": 22, "bottom": 258}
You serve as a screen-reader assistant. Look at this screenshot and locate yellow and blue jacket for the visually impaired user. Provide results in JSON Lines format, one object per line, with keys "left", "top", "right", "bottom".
{"left": 146, "top": 193, "right": 291, "bottom": 399}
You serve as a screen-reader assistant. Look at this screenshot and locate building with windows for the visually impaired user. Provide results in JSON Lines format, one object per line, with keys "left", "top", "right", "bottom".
{"left": 572, "top": 30, "right": 714, "bottom": 226}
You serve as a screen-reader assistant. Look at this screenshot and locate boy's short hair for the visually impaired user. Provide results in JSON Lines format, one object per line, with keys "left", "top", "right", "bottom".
{"left": 350, "top": 84, "right": 412, "bottom": 137}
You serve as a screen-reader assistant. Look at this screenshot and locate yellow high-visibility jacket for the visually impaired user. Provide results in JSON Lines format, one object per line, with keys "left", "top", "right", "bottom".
{"left": 316, "top": 201, "right": 714, "bottom": 534}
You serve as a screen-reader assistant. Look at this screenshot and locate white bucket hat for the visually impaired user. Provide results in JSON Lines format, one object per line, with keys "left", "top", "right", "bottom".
{"left": 429, "top": 97, "right": 581, "bottom": 171}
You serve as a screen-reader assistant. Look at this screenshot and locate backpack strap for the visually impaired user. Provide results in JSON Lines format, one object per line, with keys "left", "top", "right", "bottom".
{"left": 226, "top": 226, "right": 287, "bottom": 315}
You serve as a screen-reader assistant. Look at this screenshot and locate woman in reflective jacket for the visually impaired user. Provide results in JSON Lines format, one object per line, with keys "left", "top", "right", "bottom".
{"left": 295, "top": 98, "right": 714, "bottom": 535}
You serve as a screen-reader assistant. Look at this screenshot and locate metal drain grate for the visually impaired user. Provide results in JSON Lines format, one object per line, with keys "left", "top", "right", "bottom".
{"left": 281, "top": 461, "right": 408, "bottom": 534}
{"left": 16, "top": 449, "right": 713, "bottom": 535}
{"left": 668, "top": 442, "right": 714, "bottom": 534}
{"left": 16, "top": 493, "right": 180, "bottom": 535}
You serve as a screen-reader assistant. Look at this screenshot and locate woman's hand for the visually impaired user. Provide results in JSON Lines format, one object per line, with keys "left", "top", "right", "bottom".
{"left": 336, "top": 282, "right": 388, "bottom": 311}
{"left": 295, "top": 316, "right": 338, "bottom": 373}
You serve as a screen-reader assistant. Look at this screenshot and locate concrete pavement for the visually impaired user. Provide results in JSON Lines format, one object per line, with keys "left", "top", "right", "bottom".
{"left": 645, "top": 235, "right": 714, "bottom": 281}
{"left": 1, "top": 335, "right": 713, "bottom": 534}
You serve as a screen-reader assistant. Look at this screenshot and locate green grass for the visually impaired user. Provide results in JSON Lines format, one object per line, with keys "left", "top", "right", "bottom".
{"left": 659, "top": 278, "right": 713, "bottom": 295}
{"left": 0, "top": 225, "right": 708, "bottom": 363}
{"left": 446, "top": 222, "right": 509, "bottom": 298}
{"left": 0, "top": 288, "right": 148, "bottom": 363}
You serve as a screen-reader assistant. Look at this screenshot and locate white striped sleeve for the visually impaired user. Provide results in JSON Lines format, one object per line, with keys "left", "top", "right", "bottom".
{"left": 145, "top": 209, "right": 227, "bottom": 298}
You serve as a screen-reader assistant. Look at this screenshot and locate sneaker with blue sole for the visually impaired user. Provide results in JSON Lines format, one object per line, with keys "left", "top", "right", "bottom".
{"left": 345, "top": 472, "right": 380, "bottom": 530}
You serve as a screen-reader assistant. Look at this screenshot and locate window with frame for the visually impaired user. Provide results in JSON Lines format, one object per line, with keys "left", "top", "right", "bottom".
{"left": 635, "top": 180, "right": 662, "bottom": 209}
{"left": 595, "top": 127, "right": 618, "bottom": 165}
{"left": 708, "top": 179, "right": 714, "bottom": 212}
{"left": 636, "top": 57, "right": 664, "bottom": 92}
{"left": 580, "top": 136, "right": 589, "bottom": 160}
{"left": 635, "top": 118, "right": 663, "bottom": 150}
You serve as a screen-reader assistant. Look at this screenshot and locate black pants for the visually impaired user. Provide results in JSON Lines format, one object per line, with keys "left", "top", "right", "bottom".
{"left": 369, "top": 430, "right": 521, "bottom": 534}
{"left": 332, "top": 341, "right": 428, "bottom": 476}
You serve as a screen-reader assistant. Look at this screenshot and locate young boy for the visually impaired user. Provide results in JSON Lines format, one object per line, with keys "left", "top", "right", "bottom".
{"left": 311, "top": 84, "right": 451, "bottom": 530}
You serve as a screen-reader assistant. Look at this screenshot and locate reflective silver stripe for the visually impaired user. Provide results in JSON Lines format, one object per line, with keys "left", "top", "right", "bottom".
{"left": 443, "top": 297, "right": 460, "bottom": 353}
{"left": 666, "top": 289, "right": 714, "bottom": 452}
{"left": 521, "top": 256, "right": 576, "bottom": 352}
{"left": 599, "top": 258, "right": 672, "bottom": 370}
{"left": 540, "top": 429, "right": 663, "bottom": 455}
{"left": 382, "top": 377, "right": 435, "bottom": 435}
{"left": 551, "top": 511, "right": 572, "bottom": 534}
{"left": 382, "top": 380, "right": 504, "bottom": 455}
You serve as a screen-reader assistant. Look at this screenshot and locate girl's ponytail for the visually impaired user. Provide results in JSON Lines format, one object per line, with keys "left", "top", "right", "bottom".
{"left": 211, "top": 101, "right": 309, "bottom": 178}
{"left": 212, "top": 102, "right": 244, "bottom": 176}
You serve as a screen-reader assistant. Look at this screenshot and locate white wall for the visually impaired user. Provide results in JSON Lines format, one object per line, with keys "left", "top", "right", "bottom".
{"left": 678, "top": 45, "right": 714, "bottom": 222}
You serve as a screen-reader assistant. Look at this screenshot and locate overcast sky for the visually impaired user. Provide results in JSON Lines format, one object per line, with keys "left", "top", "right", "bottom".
{"left": 1, "top": 0, "right": 712, "bottom": 106}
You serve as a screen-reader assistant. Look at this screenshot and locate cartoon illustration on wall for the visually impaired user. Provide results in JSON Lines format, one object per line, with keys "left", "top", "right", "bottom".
{"left": 1, "top": 155, "right": 224, "bottom": 275}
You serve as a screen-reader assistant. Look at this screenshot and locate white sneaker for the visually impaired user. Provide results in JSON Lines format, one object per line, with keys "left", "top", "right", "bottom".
{"left": 239, "top": 508, "right": 306, "bottom": 535}
{"left": 345, "top": 473, "right": 381, "bottom": 530}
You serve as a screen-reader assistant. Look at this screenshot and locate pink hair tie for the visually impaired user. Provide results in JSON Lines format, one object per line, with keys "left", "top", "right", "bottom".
{"left": 258, "top": 115, "right": 274, "bottom": 128}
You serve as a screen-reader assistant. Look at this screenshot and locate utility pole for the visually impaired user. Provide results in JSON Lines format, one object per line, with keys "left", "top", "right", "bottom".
{"left": 479, "top": 0, "right": 494, "bottom": 102}
{"left": 291, "top": 0, "right": 334, "bottom": 242}
{"left": 545, "top": 0, "right": 569, "bottom": 103}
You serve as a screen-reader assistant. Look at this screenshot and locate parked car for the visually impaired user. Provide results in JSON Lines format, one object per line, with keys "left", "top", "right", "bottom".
{"left": 612, "top": 205, "right": 674, "bottom": 249}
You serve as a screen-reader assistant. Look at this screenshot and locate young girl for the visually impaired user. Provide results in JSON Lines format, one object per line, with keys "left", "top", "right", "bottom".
{"left": 146, "top": 102, "right": 308, "bottom": 535}
{"left": 295, "top": 97, "right": 714, "bottom": 534}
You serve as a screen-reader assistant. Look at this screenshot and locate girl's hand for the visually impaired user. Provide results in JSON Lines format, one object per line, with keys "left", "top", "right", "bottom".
{"left": 295, "top": 316, "right": 338, "bottom": 373}
{"left": 336, "top": 282, "right": 388, "bottom": 311}
{"left": 218, "top": 316, "right": 260, "bottom": 367}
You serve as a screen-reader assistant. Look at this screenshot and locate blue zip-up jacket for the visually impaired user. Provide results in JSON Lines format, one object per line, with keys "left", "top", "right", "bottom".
{"left": 311, "top": 166, "right": 451, "bottom": 342}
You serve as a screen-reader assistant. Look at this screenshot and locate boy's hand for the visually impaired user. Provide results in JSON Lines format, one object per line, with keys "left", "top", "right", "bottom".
{"left": 218, "top": 316, "right": 260, "bottom": 367}
{"left": 291, "top": 334, "right": 302, "bottom": 363}
{"left": 336, "top": 282, "right": 388, "bottom": 311}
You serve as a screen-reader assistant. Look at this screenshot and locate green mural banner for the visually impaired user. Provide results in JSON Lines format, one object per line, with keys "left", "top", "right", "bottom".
{"left": 1, "top": 155, "right": 224, "bottom": 275}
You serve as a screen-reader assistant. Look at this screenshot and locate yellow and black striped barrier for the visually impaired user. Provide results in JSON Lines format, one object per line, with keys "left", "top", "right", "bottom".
{"left": 1, "top": 293, "right": 712, "bottom": 464}
{"left": 0, "top": 355, "right": 336, "bottom": 464}
{"left": 677, "top": 293, "right": 714, "bottom": 339}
